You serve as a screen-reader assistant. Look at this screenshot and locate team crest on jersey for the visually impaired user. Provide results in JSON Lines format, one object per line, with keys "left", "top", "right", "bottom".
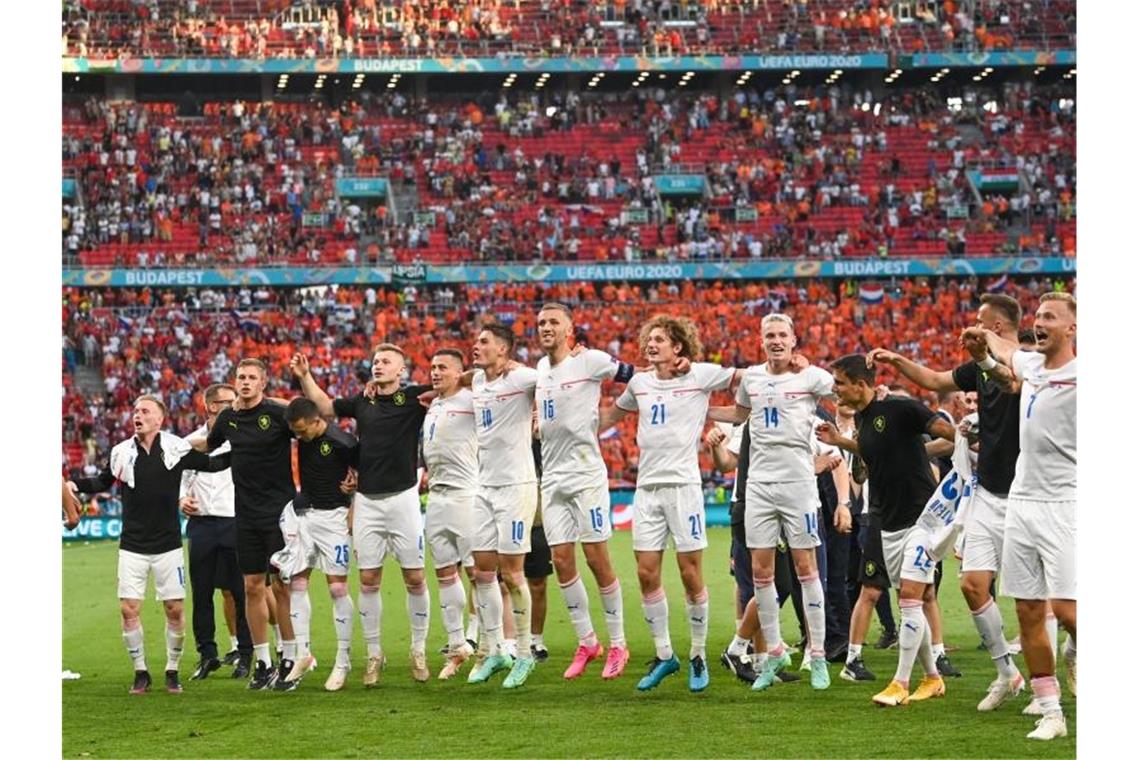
{"left": 319, "top": 441, "right": 332, "bottom": 456}
{"left": 865, "top": 561, "right": 877, "bottom": 576}
{"left": 394, "top": 391, "right": 406, "bottom": 406}
{"left": 258, "top": 414, "right": 271, "bottom": 430}
{"left": 873, "top": 415, "right": 886, "bottom": 432}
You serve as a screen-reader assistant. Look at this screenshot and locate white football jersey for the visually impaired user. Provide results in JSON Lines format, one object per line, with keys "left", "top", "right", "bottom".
{"left": 471, "top": 366, "right": 539, "bottom": 487}
{"left": 736, "top": 364, "right": 834, "bottom": 483}
{"left": 422, "top": 388, "right": 478, "bottom": 492}
{"left": 615, "top": 363, "right": 735, "bottom": 486}
{"left": 1010, "top": 351, "right": 1076, "bottom": 501}
{"left": 536, "top": 349, "right": 620, "bottom": 484}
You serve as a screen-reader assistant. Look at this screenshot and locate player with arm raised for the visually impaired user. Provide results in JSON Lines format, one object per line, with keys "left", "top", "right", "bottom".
{"left": 867, "top": 292, "right": 1028, "bottom": 711}
{"left": 706, "top": 313, "right": 838, "bottom": 692}
{"left": 535, "top": 303, "right": 639, "bottom": 681}
{"left": 421, "top": 348, "right": 481, "bottom": 680}
{"left": 816, "top": 355, "right": 955, "bottom": 708}
{"left": 962, "top": 292, "right": 1077, "bottom": 741}
{"left": 70, "top": 395, "right": 230, "bottom": 695}
{"left": 598, "top": 316, "right": 740, "bottom": 693}
{"left": 200, "top": 359, "right": 297, "bottom": 690}
{"left": 292, "top": 344, "right": 434, "bottom": 685}
{"left": 466, "top": 323, "right": 542, "bottom": 689}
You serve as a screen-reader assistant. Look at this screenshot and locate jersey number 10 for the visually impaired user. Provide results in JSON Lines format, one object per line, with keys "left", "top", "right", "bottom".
{"left": 481, "top": 408, "right": 493, "bottom": 429}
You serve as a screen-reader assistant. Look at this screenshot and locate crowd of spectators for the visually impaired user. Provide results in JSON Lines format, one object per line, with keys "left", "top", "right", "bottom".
{"left": 62, "top": 273, "right": 1075, "bottom": 492}
{"left": 62, "top": 1, "right": 1075, "bottom": 60}
{"left": 63, "top": 80, "right": 1076, "bottom": 268}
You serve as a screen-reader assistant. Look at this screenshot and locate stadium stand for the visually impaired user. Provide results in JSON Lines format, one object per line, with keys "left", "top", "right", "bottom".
{"left": 62, "top": 82, "right": 1075, "bottom": 268}
{"left": 62, "top": 274, "right": 1074, "bottom": 492}
{"left": 62, "top": 1, "right": 1075, "bottom": 59}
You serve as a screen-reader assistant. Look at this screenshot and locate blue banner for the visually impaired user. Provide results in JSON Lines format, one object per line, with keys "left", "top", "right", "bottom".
{"left": 906, "top": 50, "right": 1074, "bottom": 68}
{"left": 63, "top": 53, "right": 888, "bottom": 76}
{"left": 61, "top": 51, "right": 1074, "bottom": 76}
{"left": 63, "top": 516, "right": 189, "bottom": 542}
{"left": 336, "top": 177, "right": 389, "bottom": 198}
{"left": 62, "top": 179, "right": 77, "bottom": 198}
{"left": 654, "top": 175, "right": 707, "bottom": 195}
{"left": 61, "top": 257, "right": 1075, "bottom": 288}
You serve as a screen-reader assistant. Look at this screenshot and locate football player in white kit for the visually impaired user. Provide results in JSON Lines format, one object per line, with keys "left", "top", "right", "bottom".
{"left": 466, "top": 323, "right": 541, "bottom": 689}
{"left": 599, "top": 316, "right": 741, "bottom": 693}
{"left": 866, "top": 293, "right": 1030, "bottom": 712}
{"left": 708, "top": 314, "right": 836, "bottom": 692}
{"left": 421, "top": 348, "right": 481, "bottom": 680}
{"left": 961, "top": 291, "right": 1077, "bottom": 741}
{"left": 535, "top": 303, "right": 638, "bottom": 681}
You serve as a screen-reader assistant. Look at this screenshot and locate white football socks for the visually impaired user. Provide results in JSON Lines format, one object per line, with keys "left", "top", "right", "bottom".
{"left": 799, "top": 573, "right": 826, "bottom": 659}
{"left": 894, "top": 600, "right": 925, "bottom": 686}
{"left": 290, "top": 578, "right": 312, "bottom": 659}
{"left": 641, "top": 588, "right": 673, "bottom": 660}
{"left": 599, "top": 580, "right": 626, "bottom": 649}
{"left": 507, "top": 575, "right": 532, "bottom": 656}
{"left": 359, "top": 584, "right": 382, "bottom": 658}
{"left": 330, "top": 582, "right": 354, "bottom": 667}
{"left": 407, "top": 582, "right": 431, "bottom": 655}
{"left": 438, "top": 574, "right": 468, "bottom": 649}
{"left": 971, "top": 598, "right": 1019, "bottom": 680}
{"left": 685, "top": 587, "right": 709, "bottom": 660}
{"left": 753, "top": 576, "right": 784, "bottom": 657}
{"left": 474, "top": 572, "right": 504, "bottom": 655}
{"left": 559, "top": 575, "right": 597, "bottom": 646}
{"left": 123, "top": 623, "right": 146, "bottom": 671}
{"left": 165, "top": 624, "right": 185, "bottom": 672}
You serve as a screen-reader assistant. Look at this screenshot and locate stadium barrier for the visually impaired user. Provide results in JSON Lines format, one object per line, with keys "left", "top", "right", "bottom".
{"left": 62, "top": 256, "right": 1076, "bottom": 288}
{"left": 62, "top": 497, "right": 733, "bottom": 541}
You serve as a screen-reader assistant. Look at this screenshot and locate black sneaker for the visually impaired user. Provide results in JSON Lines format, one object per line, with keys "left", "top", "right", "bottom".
{"left": 720, "top": 651, "right": 758, "bottom": 684}
{"left": 191, "top": 657, "right": 222, "bottom": 680}
{"left": 129, "top": 670, "right": 151, "bottom": 695}
{"left": 165, "top": 669, "right": 183, "bottom": 694}
{"left": 825, "top": 641, "right": 849, "bottom": 664}
{"left": 840, "top": 657, "right": 876, "bottom": 682}
{"left": 775, "top": 669, "right": 802, "bottom": 683}
{"left": 221, "top": 649, "right": 241, "bottom": 666}
{"left": 936, "top": 653, "right": 962, "bottom": 678}
{"left": 874, "top": 629, "right": 899, "bottom": 650}
{"left": 248, "top": 661, "right": 274, "bottom": 690}
{"left": 531, "top": 644, "right": 549, "bottom": 663}
{"left": 232, "top": 655, "right": 251, "bottom": 679}
{"left": 273, "top": 659, "right": 297, "bottom": 691}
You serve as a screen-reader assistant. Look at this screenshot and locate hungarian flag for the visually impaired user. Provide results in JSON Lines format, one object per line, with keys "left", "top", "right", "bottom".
{"left": 977, "top": 168, "right": 1020, "bottom": 192}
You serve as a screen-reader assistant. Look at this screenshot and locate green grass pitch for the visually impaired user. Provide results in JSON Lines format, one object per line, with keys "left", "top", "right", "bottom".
{"left": 63, "top": 530, "right": 1075, "bottom": 758}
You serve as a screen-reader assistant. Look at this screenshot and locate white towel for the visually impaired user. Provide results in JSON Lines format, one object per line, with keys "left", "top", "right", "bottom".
{"left": 918, "top": 414, "right": 979, "bottom": 561}
{"left": 109, "top": 431, "right": 194, "bottom": 489}
{"left": 270, "top": 502, "right": 314, "bottom": 582}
